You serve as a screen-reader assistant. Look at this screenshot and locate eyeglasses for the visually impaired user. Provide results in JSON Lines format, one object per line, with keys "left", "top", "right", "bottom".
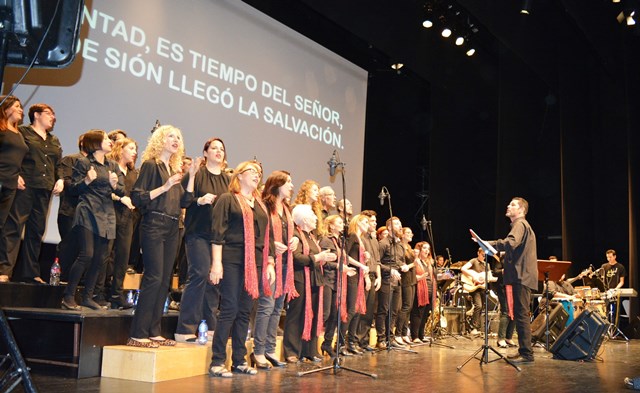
{"left": 241, "top": 168, "right": 262, "bottom": 177}
{"left": 41, "top": 110, "right": 55, "bottom": 116}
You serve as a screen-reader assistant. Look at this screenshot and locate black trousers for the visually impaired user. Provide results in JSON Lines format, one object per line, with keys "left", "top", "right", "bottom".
{"left": 410, "top": 293, "right": 432, "bottom": 340}
{"left": 210, "top": 260, "right": 255, "bottom": 367}
{"left": 2, "top": 187, "right": 51, "bottom": 279}
{"left": 64, "top": 226, "right": 110, "bottom": 300}
{"left": 375, "top": 280, "right": 401, "bottom": 342}
{"left": 56, "top": 213, "right": 77, "bottom": 281}
{"left": 512, "top": 283, "right": 534, "bottom": 358}
{"left": 0, "top": 186, "right": 17, "bottom": 276}
{"left": 107, "top": 215, "right": 135, "bottom": 300}
{"left": 176, "top": 234, "right": 220, "bottom": 335}
{"left": 282, "top": 279, "right": 321, "bottom": 358}
{"left": 396, "top": 284, "right": 415, "bottom": 337}
{"left": 355, "top": 275, "right": 377, "bottom": 346}
{"left": 339, "top": 273, "right": 359, "bottom": 343}
{"left": 130, "top": 214, "right": 179, "bottom": 339}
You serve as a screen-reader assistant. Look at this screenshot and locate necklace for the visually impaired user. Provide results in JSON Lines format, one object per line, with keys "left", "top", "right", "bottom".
{"left": 241, "top": 193, "right": 255, "bottom": 203}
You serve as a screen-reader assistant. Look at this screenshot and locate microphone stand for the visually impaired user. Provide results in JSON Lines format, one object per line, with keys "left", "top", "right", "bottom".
{"left": 374, "top": 187, "right": 416, "bottom": 355}
{"left": 298, "top": 153, "right": 377, "bottom": 379}
{"left": 457, "top": 237, "right": 520, "bottom": 372}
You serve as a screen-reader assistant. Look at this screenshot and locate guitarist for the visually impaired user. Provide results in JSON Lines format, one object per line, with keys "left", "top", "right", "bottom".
{"left": 461, "top": 248, "right": 495, "bottom": 335}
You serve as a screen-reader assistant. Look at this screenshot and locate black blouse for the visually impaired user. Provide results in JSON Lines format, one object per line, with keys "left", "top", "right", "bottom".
{"left": 70, "top": 155, "right": 125, "bottom": 239}
{"left": 18, "top": 125, "right": 62, "bottom": 189}
{"left": 211, "top": 192, "right": 271, "bottom": 266}
{"left": 318, "top": 235, "right": 340, "bottom": 289}
{"left": 0, "top": 129, "right": 28, "bottom": 189}
{"left": 182, "top": 166, "right": 230, "bottom": 238}
{"left": 292, "top": 228, "right": 325, "bottom": 287}
{"left": 131, "top": 159, "right": 193, "bottom": 218}
{"left": 114, "top": 166, "right": 139, "bottom": 223}
{"left": 57, "top": 152, "right": 84, "bottom": 217}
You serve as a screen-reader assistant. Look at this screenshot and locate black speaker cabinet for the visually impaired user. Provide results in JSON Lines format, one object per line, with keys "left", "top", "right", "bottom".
{"left": 550, "top": 309, "right": 608, "bottom": 361}
{"left": 531, "top": 302, "right": 569, "bottom": 344}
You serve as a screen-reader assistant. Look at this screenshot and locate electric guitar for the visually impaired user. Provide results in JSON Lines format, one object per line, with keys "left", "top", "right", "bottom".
{"left": 460, "top": 271, "right": 497, "bottom": 292}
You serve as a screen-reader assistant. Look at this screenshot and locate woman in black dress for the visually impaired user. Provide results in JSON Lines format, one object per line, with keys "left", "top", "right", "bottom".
{"left": 0, "top": 96, "right": 27, "bottom": 283}
{"left": 62, "top": 130, "right": 124, "bottom": 310}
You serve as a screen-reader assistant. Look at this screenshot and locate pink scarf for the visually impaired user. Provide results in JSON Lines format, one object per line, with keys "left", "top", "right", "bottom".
{"left": 300, "top": 229, "right": 324, "bottom": 341}
{"left": 264, "top": 207, "right": 296, "bottom": 299}
{"left": 234, "top": 193, "right": 269, "bottom": 300}
{"left": 506, "top": 285, "right": 515, "bottom": 320}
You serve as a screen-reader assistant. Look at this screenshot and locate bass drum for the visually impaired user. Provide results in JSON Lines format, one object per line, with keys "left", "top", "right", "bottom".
{"left": 450, "top": 286, "right": 472, "bottom": 313}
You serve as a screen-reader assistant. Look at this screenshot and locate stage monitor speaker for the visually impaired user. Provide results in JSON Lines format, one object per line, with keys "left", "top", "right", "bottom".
{"left": 550, "top": 309, "right": 608, "bottom": 361}
{"left": 531, "top": 302, "right": 569, "bottom": 344}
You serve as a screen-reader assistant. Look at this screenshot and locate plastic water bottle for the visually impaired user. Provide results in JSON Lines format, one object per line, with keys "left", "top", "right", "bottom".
{"left": 197, "top": 320, "right": 208, "bottom": 345}
{"left": 163, "top": 295, "right": 170, "bottom": 314}
{"left": 49, "top": 258, "right": 61, "bottom": 286}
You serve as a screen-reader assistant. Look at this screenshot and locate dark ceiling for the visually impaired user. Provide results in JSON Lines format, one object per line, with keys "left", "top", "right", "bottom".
{"left": 246, "top": 0, "right": 638, "bottom": 114}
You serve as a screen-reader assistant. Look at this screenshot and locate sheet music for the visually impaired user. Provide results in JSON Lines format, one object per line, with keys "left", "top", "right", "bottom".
{"left": 469, "top": 229, "right": 498, "bottom": 256}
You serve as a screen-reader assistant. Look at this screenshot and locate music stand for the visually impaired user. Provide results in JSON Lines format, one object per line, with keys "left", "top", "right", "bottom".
{"left": 536, "top": 260, "right": 571, "bottom": 350}
{"left": 457, "top": 229, "right": 520, "bottom": 372}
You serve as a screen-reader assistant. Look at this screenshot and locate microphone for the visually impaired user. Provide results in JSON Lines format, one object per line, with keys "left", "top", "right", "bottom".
{"left": 378, "top": 187, "right": 387, "bottom": 206}
{"left": 420, "top": 215, "right": 428, "bottom": 231}
{"left": 328, "top": 150, "right": 337, "bottom": 177}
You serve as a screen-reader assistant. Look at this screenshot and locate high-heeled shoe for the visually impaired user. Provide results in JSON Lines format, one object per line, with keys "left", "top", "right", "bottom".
{"left": 320, "top": 343, "right": 336, "bottom": 357}
{"left": 497, "top": 340, "right": 509, "bottom": 348}
{"left": 264, "top": 353, "right": 286, "bottom": 367}
{"left": 303, "top": 355, "right": 322, "bottom": 363}
{"left": 250, "top": 353, "right": 272, "bottom": 370}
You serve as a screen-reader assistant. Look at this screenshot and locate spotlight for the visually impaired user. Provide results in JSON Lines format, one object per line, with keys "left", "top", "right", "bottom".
{"left": 521, "top": 0, "right": 532, "bottom": 14}
{"left": 612, "top": 0, "right": 621, "bottom": 3}
{"left": 617, "top": 10, "right": 636, "bottom": 26}
{"left": 391, "top": 63, "right": 404, "bottom": 70}
{"left": 455, "top": 36, "right": 464, "bottom": 46}
{"left": 422, "top": 19, "right": 433, "bottom": 28}
{"left": 466, "top": 48, "right": 475, "bottom": 57}
{"left": 441, "top": 28, "right": 452, "bottom": 38}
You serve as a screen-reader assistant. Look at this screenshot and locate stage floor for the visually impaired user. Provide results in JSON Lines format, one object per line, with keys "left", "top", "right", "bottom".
{"left": 23, "top": 335, "right": 640, "bottom": 393}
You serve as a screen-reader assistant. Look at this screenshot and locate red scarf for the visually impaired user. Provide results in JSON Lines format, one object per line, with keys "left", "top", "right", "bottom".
{"left": 506, "top": 285, "right": 515, "bottom": 320}
{"left": 331, "top": 236, "right": 348, "bottom": 322}
{"left": 300, "top": 229, "right": 324, "bottom": 341}
{"left": 234, "top": 193, "right": 269, "bottom": 300}
{"left": 264, "top": 207, "right": 296, "bottom": 299}
{"left": 414, "top": 258, "right": 430, "bottom": 307}
{"left": 355, "top": 240, "right": 367, "bottom": 314}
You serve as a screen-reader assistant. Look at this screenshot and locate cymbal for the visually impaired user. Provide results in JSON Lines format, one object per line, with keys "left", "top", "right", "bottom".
{"left": 449, "top": 261, "right": 467, "bottom": 269}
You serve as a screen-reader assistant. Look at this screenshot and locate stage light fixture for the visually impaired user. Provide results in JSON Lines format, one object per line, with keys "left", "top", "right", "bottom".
{"left": 391, "top": 63, "right": 404, "bottom": 70}
{"left": 612, "top": 0, "right": 621, "bottom": 3}
{"left": 441, "top": 28, "right": 452, "bottom": 38}
{"left": 521, "top": 0, "right": 532, "bottom": 14}
{"left": 455, "top": 36, "right": 464, "bottom": 46}
{"left": 617, "top": 10, "right": 636, "bottom": 26}
{"left": 422, "top": 19, "right": 433, "bottom": 28}
{"left": 466, "top": 48, "right": 475, "bottom": 56}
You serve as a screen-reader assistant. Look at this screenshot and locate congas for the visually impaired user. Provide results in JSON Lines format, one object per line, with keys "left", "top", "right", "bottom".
{"left": 572, "top": 298, "right": 585, "bottom": 319}
{"left": 574, "top": 286, "right": 589, "bottom": 299}
{"left": 586, "top": 300, "right": 607, "bottom": 319}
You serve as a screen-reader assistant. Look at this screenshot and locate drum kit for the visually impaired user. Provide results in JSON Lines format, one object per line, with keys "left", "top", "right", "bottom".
{"left": 427, "top": 261, "right": 479, "bottom": 336}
